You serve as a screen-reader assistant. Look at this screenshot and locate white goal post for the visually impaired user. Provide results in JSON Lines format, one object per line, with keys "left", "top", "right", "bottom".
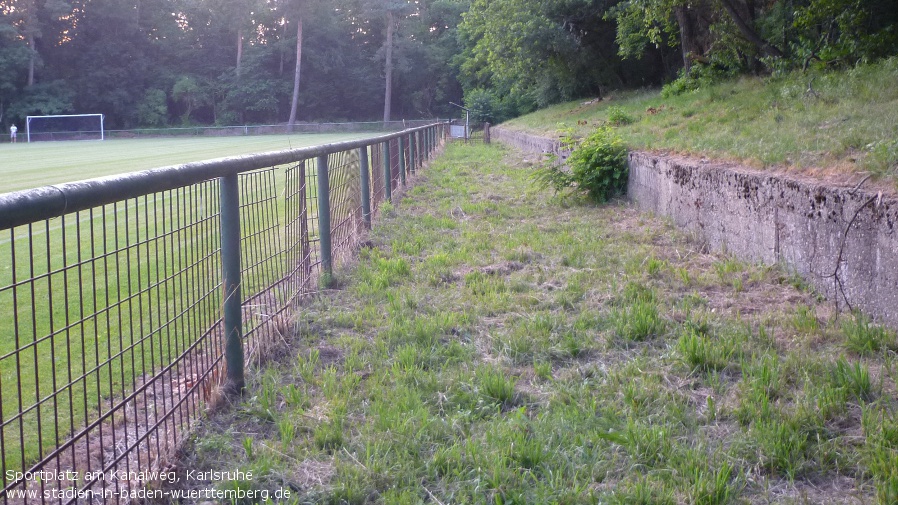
{"left": 26, "top": 114, "right": 105, "bottom": 143}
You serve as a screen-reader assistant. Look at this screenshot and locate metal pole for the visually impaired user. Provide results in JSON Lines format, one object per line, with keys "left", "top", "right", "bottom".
{"left": 415, "top": 131, "right": 422, "bottom": 166}
{"left": 359, "top": 147, "right": 371, "bottom": 229}
{"left": 317, "top": 155, "right": 332, "bottom": 279}
{"left": 219, "top": 172, "right": 244, "bottom": 395}
{"left": 383, "top": 140, "right": 392, "bottom": 202}
{"left": 398, "top": 135, "right": 407, "bottom": 186}
{"left": 409, "top": 133, "right": 416, "bottom": 174}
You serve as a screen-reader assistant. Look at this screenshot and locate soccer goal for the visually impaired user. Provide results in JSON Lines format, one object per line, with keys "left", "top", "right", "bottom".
{"left": 26, "top": 114, "right": 105, "bottom": 142}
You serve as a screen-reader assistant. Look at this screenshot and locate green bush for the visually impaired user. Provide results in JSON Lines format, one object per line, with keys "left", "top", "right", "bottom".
{"left": 607, "top": 106, "right": 635, "bottom": 126}
{"left": 532, "top": 126, "right": 629, "bottom": 202}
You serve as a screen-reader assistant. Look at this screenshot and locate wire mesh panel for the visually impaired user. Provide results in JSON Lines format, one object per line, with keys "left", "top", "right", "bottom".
{"left": 327, "top": 151, "right": 364, "bottom": 269}
{"left": 370, "top": 144, "right": 385, "bottom": 210}
{"left": 389, "top": 138, "right": 401, "bottom": 193}
{"left": 0, "top": 123, "right": 444, "bottom": 504}
{"left": 0, "top": 182, "right": 224, "bottom": 502}
{"left": 238, "top": 168, "right": 291, "bottom": 359}
{"left": 282, "top": 161, "right": 317, "bottom": 305}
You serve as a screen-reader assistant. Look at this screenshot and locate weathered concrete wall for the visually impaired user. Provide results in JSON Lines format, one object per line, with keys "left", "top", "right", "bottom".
{"left": 494, "top": 127, "right": 898, "bottom": 325}
{"left": 491, "top": 128, "right": 567, "bottom": 162}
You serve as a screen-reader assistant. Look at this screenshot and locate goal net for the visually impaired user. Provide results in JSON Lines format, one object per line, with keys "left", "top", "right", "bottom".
{"left": 26, "top": 114, "right": 105, "bottom": 142}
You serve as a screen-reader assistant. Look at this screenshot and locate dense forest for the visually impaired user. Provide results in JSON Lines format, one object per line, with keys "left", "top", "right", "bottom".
{"left": 1, "top": 0, "right": 895, "bottom": 129}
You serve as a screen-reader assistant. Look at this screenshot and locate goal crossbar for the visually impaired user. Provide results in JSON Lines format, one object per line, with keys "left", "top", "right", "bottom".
{"left": 26, "top": 114, "right": 105, "bottom": 143}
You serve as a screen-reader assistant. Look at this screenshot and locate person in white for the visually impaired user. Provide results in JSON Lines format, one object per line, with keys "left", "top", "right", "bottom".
{"left": 9, "top": 124, "right": 17, "bottom": 143}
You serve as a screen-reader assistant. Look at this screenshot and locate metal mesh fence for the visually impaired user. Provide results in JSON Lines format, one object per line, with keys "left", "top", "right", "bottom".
{"left": 0, "top": 124, "right": 446, "bottom": 503}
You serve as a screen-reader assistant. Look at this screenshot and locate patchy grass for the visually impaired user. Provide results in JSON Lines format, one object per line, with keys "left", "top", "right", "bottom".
{"left": 179, "top": 143, "right": 897, "bottom": 503}
{"left": 503, "top": 57, "right": 898, "bottom": 187}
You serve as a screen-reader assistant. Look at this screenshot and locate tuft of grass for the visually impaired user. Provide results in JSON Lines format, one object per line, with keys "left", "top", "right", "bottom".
{"left": 830, "top": 357, "right": 877, "bottom": 403}
{"left": 313, "top": 417, "right": 345, "bottom": 453}
{"left": 677, "top": 327, "right": 737, "bottom": 373}
{"left": 477, "top": 366, "right": 517, "bottom": 406}
{"left": 842, "top": 312, "right": 898, "bottom": 355}
{"left": 612, "top": 299, "right": 665, "bottom": 342}
{"left": 690, "top": 460, "right": 738, "bottom": 505}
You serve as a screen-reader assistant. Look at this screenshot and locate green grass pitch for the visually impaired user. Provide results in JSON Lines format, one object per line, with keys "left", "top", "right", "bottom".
{"left": 0, "top": 132, "right": 375, "bottom": 194}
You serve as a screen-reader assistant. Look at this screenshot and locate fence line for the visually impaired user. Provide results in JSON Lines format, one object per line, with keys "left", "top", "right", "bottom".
{"left": 20, "top": 120, "right": 445, "bottom": 143}
{"left": 0, "top": 123, "right": 447, "bottom": 503}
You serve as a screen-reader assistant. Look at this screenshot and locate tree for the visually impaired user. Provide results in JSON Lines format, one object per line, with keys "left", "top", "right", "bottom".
{"left": 458, "top": 0, "right": 645, "bottom": 114}
{"left": 359, "top": 0, "right": 417, "bottom": 122}
{"left": 282, "top": 0, "right": 322, "bottom": 130}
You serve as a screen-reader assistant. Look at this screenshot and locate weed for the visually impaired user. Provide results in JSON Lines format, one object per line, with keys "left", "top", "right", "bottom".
{"left": 531, "top": 126, "right": 628, "bottom": 202}
{"left": 607, "top": 106, "right": 636, "bottom": 126}
{"left": 792, "top": 305, "right": 819, "bottom": 334}
{"left": 278, "top": 418, "right": 296, "bottom": 449}
{"left": 678, "top": 328, "right": 735, "bottom": 373}
{"left": 690, "top": 460, "right": 738, "bottom": 505}
{"left": 296, "top": 348, "right": 320, "bottom": 383}
{"left": 612, "top": 299, "right": 665, "bottom": 341}
{"left": 313, "top": 417, "right": 344, "bottom": 453}
{"left": 511, "top": 432, "right": 546, "bottom": 470}
{"left": 751, "top": 418, "right": 809, "bottom": 479}
{"left": 830, "top": 358, "right": 877, "bottom": 403}
{"left": 645, "top": 256, "right": 667, "bottom": 277}
{"left": 842, "top": 312, "right": 898, "bottom": 355}
{"left": 477, "top": 366, "right": 517, "bottom": 406}
{"left": 534, "top": 360, "right": 553, "bottom": 381}
{"left": 862, "top": 405, "right": 898, "bottom": 504}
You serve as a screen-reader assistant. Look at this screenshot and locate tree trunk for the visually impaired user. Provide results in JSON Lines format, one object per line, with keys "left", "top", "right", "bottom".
{"left": 674, "top": 6, "right": 696, "bottom": 71}
{"left": 27, "top": 33, "right": 35, "bottom": 86}
{"left": 718, "top": 0, "right": 784, "bottom": 58}
{"left": 383, "top": 11, "right": 395, "bottom": 124}
{"left": 674, "top": 2, "right": 714, "bottom": 70}
{"left": 236, "top": 28, "right": 244, "bottom": 74}
{"left": 288, "top": 18, "right": 304, "bottom": 132}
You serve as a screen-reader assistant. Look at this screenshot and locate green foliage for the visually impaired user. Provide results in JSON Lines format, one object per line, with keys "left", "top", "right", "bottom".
{"left": 7, "top": 81, "right": 74, "bottom": 119}
{"left": 792, "top": 0, "right": 898, "bottom": 69}
{"left": 531, "top": 126, "right": 628, "bottom": 202}
{"left": 135, "top": 88, "right": 169, "bottom": 127}
{"left": 607, "top": 106, "right": 635, "bottom": 126}
{"left": 607, "top": 0, "right": 680, "bottom": 60}
{"left": 661, "top": 62, "right": 742, "bottom": 98}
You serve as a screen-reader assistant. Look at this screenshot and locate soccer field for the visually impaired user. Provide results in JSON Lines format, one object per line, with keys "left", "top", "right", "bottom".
{"left": 0, "top": 132, "right": 376, "bottom": 194}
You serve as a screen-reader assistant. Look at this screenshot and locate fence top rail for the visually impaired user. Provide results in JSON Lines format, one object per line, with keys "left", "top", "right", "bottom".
{"left": 0, "top": 122, "right": 445, "bottom": 230}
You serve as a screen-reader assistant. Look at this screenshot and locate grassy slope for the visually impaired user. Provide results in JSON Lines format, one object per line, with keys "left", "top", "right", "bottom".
{"left": 502, "top": 58, "right": 898, "bottom": 186}
{"left": 184, "top": 144, "right": 898, "bottom": 504}
{"left": 0, "top": 133, "right": 373, "bottom": 193}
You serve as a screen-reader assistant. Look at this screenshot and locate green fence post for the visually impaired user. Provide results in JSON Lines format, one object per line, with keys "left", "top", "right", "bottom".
{"left": 317, "top": 155, "right": 333, "bottom": 278}
{"left": 414, "top": 132, "right": 420, "bottom": 172}
{"left": 416, "top": 131, "right": 422, "bottom": 168}
{"left": 408, "top": 133, "right": 415, "bottom": 174}
{"left": 359, "top": 147, "right": 371, "bottom": 229}
{"left": 219, "top": 172, "right": 244, "bottom": 395}
{"left": 398, "top": 135, "right": 407, "bottom": 186}
{"left": 416, "top": 130, "right": 422, "bottom": 168}
{"left": 383, "top": 140, "right": 392, "bottom": 202}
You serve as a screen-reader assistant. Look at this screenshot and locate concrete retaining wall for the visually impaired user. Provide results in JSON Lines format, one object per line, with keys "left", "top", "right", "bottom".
{"left": 494, "top": 127, "right": 898, "bottom": 325}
